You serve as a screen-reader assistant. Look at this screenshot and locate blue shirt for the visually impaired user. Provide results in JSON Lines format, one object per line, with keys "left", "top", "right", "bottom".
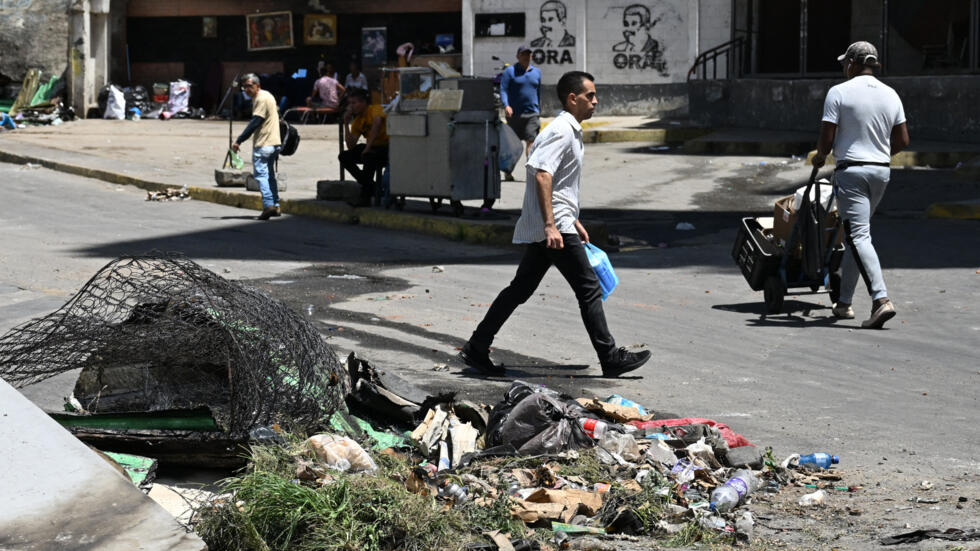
{"left": 500, "top": 64, "right": 540, "bottom": 115}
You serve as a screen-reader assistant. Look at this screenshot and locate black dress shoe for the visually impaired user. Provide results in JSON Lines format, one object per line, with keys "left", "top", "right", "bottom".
{"left": 457, "top": 342, "right": 505, "bottom": 375}
{"left": 601, "top": 348, "right": 651, "bottom": 378}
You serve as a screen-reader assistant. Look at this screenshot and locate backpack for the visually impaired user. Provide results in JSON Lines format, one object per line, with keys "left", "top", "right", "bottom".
{"left": 279, "top": 119, "right": 300, "bottom": 156}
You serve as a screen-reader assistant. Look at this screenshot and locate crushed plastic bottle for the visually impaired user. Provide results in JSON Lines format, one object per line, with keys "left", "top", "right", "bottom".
{"left": 710, "top": 469, "right": 763, "bottom": 513}
{"left": 578, "top": 417, "right": 609, "bottom": 439}
{"left": 799, "top": 453, "right": 839, "bottom": 469}
{"left": 439, "top": 482, "right": 468, "bottom": 504}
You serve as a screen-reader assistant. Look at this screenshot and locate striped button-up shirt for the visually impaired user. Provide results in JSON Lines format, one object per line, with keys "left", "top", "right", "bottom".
{"left": 513, "top": 111, "right": 584, "bottom": 244}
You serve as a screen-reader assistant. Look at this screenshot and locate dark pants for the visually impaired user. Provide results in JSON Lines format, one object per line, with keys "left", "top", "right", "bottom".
{"left": 338, "top": 144, "right": 388, "bottom": 202}
{"left": 469, "top": 234, "right": 617, "bottom": 363}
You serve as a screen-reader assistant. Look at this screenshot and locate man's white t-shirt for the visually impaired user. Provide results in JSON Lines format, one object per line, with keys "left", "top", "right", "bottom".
{"left": 822, "top": 75, "right": 906, "bottom": 164}
{"left": 513, "top": 110, "right": 584, "bottom": 244}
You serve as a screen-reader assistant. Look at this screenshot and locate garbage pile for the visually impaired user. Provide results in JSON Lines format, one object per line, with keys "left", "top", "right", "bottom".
{"left": 146, "top": 187, "right": 191, "bottom": 201}
{"left": 193, "top": 366, "right": 845, "bottom": 551}
{"left": 2, "top": 68, "right": 75, "bottom": 128}
{"left": 0, "top": 254, "right": 349, "bottom": 437}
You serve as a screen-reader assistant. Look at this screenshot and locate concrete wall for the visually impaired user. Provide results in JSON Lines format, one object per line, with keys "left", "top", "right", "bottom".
{"left": 0, "top": 0, "right": 70, "bottom": 88}
{"left": 464, "top": 0, "right": 731, "bottom": 115}
{"left": 689, "top": 75, "right": 980, "bottom": 143}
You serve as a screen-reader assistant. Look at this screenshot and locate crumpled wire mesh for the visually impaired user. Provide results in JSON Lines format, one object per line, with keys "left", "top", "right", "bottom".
{"left": 0, "top": 254, "right": 348, "bottom": 435}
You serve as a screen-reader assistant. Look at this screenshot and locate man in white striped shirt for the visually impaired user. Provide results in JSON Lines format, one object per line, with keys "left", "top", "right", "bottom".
{"left": 459, "top": 71, "right": 651, "bottom": 378}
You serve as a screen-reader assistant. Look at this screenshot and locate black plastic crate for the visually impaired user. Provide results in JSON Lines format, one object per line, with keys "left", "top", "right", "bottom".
{"left": 732, "top": 217, "right": 782, "bottom": 291}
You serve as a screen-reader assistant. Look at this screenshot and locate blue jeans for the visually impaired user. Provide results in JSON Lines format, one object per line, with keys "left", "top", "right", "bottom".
{"left": 252, "top": 145, "right": 281, "bottom": 208}
{"left": 836, "top": 165, "right": 890, "bottom": 304}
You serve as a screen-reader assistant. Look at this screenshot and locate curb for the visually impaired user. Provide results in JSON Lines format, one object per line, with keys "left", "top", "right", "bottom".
{"left": 684, "top": 140, "right": 813, "bottom": 156}
{"left": 926, "top": 200, "right": 980, "bottom": 220}
{"left": 542, "top": 119, "right": 711, "bottom": 144}
{"left": 803, "top": 150, "right": 979, "bottom": 169}
{"left": 583, "top": 127, "right": 710, "bottom": 144}
{"left": 0, "top": 149, "right": 608, "bottom": 248}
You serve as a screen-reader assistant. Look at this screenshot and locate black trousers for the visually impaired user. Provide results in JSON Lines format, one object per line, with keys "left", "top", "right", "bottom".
{"left": 469, "top": 233, "right": 617, "bottom": 363}
{"left": 338, "top": 144, "right": 388, "bottom": 200}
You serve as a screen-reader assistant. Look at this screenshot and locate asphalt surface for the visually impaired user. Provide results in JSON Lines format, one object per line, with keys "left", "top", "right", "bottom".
{"left": 1, "top": 158, "right": 978, "bottom": 549}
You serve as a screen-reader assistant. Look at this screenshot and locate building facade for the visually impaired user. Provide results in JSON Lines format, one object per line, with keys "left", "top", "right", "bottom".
{"left": 463, "top": 0, "right": 730, "bottom": 115}
{"left": 692, "top": 0, "right": 980, "bottom": 142}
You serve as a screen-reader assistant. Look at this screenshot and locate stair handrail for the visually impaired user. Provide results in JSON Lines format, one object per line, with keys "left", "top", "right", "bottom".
{"left": 687, "top": 36, "right": 746, "bottom": 81}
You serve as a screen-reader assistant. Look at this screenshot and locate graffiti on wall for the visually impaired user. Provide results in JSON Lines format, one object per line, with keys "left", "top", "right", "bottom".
{"left": 612, "top": 4, "right": 669, "bottom": 75}
{"left": 530, "top": 0, "right": 575, "bottom": 65}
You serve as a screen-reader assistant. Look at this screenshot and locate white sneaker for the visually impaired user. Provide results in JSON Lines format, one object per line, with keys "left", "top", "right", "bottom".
{"left": 862, "top": 300, "right": 896, "bottom": 329}
{"left": 832, "top": 303, "right": 854, "bottom": 319}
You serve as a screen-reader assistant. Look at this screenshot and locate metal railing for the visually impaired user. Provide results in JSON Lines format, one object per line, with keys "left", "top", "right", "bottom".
{"left": 687, "top": 36, "right": 746, "bottom": 81}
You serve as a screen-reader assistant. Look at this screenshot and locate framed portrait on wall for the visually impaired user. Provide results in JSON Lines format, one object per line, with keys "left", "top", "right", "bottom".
{"left": 246, "top": 11, "right": 294, "bottom": 51}
{"left": 361, "top": 27, "right": 387, "bottom": 65}
{"left": 303, "top": 14, "right": 337, "bottom": 45}
{"left": 202, "top": 16, "right": 217, "bottom": 38}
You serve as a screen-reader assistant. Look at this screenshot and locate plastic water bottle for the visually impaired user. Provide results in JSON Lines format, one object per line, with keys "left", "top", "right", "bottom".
{"left": 710, "top": 469, "right": 763, "bottom": 513}
{"left": 799, "top": 453, "right": 839, "bottom": 469}
{"left": 578, "top": 418, "right": 608, "bottom": 439}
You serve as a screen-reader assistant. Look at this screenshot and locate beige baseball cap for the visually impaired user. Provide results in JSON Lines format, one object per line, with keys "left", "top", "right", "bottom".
{"left": 837, "top": 41, "right": 880, "bottom": 66}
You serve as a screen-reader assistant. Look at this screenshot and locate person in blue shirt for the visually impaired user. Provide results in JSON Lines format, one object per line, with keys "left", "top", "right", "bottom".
{"left": 500, "top": 44, "right": 542, "bottom": 181}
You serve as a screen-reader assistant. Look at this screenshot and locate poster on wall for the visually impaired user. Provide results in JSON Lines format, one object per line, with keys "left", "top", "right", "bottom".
{"left": 202, "top": 16, "right": 217, "bottom": 38}
{"left": 361, "top": 27, "right": 387, "bottom": 65}
{"left": 303, "top": 14, "right": 337, "bottom": 46}
{"left": 246, "top": 11, "right": 294, "bottom": 51}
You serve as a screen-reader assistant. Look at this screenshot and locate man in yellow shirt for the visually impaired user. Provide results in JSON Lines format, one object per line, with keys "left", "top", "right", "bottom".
{"left": 232, "top": 73, "right": 282, "bottom": 220}
{"left": 339, "top": 87, "right": 388, "bottom": 206}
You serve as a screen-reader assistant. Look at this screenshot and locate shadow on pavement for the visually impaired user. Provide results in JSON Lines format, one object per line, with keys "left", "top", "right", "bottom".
{"left": 70, "top": 207, "right": 980, "bottom": 271}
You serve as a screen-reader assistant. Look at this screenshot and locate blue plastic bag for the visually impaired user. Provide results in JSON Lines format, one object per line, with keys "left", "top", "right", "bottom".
{"left": 584, "top": 242, "right": 618, "bottom": 301}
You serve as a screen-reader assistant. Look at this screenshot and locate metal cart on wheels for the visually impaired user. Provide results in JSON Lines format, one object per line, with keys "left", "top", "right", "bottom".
{"left": 385, "top": 68, "right": 501, "bottom": 217}
{"left": 733, "top": 166, "right": 845, "bottom": 314}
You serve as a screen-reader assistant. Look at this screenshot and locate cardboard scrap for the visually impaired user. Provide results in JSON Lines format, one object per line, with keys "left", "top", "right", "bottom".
{"left": 483, "top": 530, "right": 515, "bottom": 551}
{"left": 410, "top": 405, "right": 449, "bottom": 455}
{"left": 513, "top": 488, "right": 604, "bottom": 524}
{"left": 511, "top": 468, "right": 536, "bottom": 487}
{"left": 576, "top": 397, "right": 653, "bottom": 422}
{"left": 449, "top": 421, "right": 479, "bottom": 467}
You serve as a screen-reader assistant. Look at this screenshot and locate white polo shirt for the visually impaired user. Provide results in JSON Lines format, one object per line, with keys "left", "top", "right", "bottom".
{"left": 822, "top": 75, "right": 905, "bottom": 164}
{"left": 513, "top": 110, "right": 584, "bottom": 244}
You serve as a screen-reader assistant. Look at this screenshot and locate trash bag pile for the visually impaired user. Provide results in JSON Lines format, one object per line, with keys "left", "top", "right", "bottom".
{"left": 0, "top": 254, "right": 349, "bottom": 435}
{"left": 194, "top": 366, "right": 846, "bottom": 551}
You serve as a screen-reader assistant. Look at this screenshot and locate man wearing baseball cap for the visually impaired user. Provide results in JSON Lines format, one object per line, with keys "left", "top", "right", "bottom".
{"left": 812, "top": 41, "right": 910, "bottom": 329}
{"left": 499, "top": 44, "right": 542, "bottom": 181}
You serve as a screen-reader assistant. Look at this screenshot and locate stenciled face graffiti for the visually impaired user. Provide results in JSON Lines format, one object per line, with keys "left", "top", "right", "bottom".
{"left": 530, "top": 0, "right": 576, "bottom": 48}
{"left": 529, "top": 0, "right": 576, "bottom": 65}
{"left": 612, "top": 4, "right": 668, "bottom": 75}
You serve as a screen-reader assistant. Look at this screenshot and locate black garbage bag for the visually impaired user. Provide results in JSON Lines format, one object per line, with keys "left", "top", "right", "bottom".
{"left": 485, "top": 381, "right": 594, "bottom": 455}
{"left": 123, "top": 85, "right": 151, "bottom": 113}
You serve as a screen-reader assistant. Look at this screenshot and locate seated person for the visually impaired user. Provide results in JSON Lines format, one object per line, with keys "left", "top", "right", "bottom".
{"left": 338, "top": 87, "right": 388, "bottom": 205}
{"left": 306, "top": 66, "right": 345, "bottom": 109}
{"left": 345, "top": 61, "right": 369, "bottom": 90}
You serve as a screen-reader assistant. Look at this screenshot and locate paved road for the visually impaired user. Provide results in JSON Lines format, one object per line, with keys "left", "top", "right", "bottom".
{"left": 2, "top": 160, "right": 978, "bottom": 548}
